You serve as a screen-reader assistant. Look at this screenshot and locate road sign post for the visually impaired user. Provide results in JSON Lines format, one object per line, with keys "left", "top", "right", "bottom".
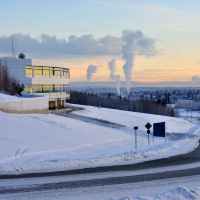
{"left": 134, "top": 126, "right": 138, "bottom": 149}
{"left": 147, "top": 129, "right": 150, "bottom": 144}
{"left": 145, "top": 123, "right": 152, "bottom": 145}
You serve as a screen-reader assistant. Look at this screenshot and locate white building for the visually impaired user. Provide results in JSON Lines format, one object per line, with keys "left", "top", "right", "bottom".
{"left": 0, "top": 55, "right": 70, "bottom": 109}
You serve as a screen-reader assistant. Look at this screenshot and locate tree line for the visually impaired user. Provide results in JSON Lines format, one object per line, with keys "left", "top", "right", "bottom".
{"left": 69, "top": 91, "right": 176, "bottom": 117}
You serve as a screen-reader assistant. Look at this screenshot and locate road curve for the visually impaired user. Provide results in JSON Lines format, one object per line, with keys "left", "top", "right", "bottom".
{"left": 0, "top": 140, "right": 200, "bottom": 180}
{"left": 1, "top": 112, "right": 200, "bottom": 194}
{"left": 1, "top": 166, "right": 200, "bottom": 194}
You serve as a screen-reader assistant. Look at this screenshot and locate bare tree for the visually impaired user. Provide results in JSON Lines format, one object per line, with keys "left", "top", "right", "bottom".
{"left": 0, "top": 63, "right": 24, "bottom": 96}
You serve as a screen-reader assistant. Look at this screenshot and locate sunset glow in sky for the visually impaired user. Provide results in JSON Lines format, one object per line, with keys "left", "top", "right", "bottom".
{"left": 1, "top": 0, "right": 200, "bottom": 82}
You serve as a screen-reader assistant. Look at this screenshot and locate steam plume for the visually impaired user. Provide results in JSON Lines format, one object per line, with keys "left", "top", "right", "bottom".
{"left": 108, "top": 59, "right": 121, "bottom": 95}
{"left": 121, "top": 30, "right": 155, "bottom": 94}
{"left": 87, "top": 65, "right": 97, "bottom": 81}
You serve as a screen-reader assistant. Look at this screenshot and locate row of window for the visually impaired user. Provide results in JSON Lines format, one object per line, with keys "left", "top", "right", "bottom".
{"left": 25, "top": 84, "right": 70, "bottom": 94}
{"left": 26, "top": 66, "right": 70, "bottom": 78}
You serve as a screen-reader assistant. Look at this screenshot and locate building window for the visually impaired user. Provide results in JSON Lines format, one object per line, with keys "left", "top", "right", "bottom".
{"left": 63, "top": 84, "right": 70, "bottom": 94}
{"left": 50, "top": 68, "right": 60, "bottom": 78}
{"left": 55, "top": 71, "right": 60, "bottom": 77}
{"left": 43, "top": 67, "right": 50, "bottom": 77}
{"left": 67, "top": 71, "right": 70, "bottom": 79}
{"left": 54, "top": 68, "right": 61, "bottom": 78}
{"left": 28, "top": 84, "right": 69, "bottom": 94}
{"left": 25, "top": 85, "right": 33, "bottom": 93}
{"left": 43, "top": 85, "right": 50, "bottom": 93}
{"left": 34, "top": 67, "right": 43, "bottom": 77}
{"left": 26, "top": 66, "right": 32, "bottom": 78}
{"left": 34, "top": 85, "right": 43, "bottom": 93}
{"left": 50, "top": 68, "right": 54, "bottom": 77}
{"left": 63, "top": 70, "right": 70, "bottom": 79}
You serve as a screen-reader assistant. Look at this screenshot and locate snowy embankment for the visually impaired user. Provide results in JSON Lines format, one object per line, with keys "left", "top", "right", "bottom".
{"left": 0, "top": 93, "right": 20, "bottom": 101}
{"left": 0, "top": 93, "right": 48, "bottom": 114}
{"left": 113, "top": 187, "right": 200, "bottom": 200}
{"left": 0, "top": 98, "right": 198, "bottom": 174}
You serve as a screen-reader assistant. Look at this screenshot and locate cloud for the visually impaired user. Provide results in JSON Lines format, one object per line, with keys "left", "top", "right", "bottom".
{"left": 0, "top": 31, "right": 155, "bottom": 58}
{"left": 137, "top": 4, "right": 176, "bottom": 15}
{"left": 93, "top": 1, "right": 175, "bottom": 15}
{"left": 66, "top": 34, "right": 121, "bottom": 56}
{"left": 192, "top": 76, "right": 200, "bottom": 83}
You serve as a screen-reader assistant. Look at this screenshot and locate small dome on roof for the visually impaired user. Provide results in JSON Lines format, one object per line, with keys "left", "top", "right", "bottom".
{"left": 19, "top": 53, "right": 26, "bottom": 59}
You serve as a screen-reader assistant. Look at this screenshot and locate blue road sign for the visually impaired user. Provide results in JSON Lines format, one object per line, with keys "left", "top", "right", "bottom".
{"left": 153, "top": 122, "right": 165, "bottom": 137}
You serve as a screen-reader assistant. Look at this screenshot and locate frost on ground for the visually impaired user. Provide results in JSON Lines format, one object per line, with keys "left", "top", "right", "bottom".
{"left": 0, "top": 101, "right": 199, "bottom": 174}
{"left": 113, "top": 187, "right": 200, "bottom": 200}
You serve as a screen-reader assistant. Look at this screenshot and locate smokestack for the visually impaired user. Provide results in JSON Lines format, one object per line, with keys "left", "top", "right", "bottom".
{"left": 87, "top": 65, "right": 98, "bottom": 81}
{"left": 108, "top": 59, "right": 121, "bottom": 95}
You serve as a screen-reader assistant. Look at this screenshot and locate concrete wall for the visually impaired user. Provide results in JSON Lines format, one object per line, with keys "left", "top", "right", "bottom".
{"left": 0, "top": 96, "right": 49, "bottom": 114}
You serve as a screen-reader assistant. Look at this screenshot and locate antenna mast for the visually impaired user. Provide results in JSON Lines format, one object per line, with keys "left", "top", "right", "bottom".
{"left": 12, "top": 36, "right": 13, "bottom": 59}
{"left": 11, "top": 36, "right": 15, "bottom": 59}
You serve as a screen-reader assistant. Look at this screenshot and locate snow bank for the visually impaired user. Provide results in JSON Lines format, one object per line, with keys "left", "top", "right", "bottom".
{"left": 0, "top": 93, "right": 19, "bottom": 101}
{"left": 113, "top": 187, "right": 200, "bottom": 200}
{"left": 0, "top": 93, "right": 48, "bottom": 114}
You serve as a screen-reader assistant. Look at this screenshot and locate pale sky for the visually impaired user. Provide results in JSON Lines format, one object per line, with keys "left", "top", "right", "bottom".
{"left": 1, "top": 0, "right": 200, "bottom": 82}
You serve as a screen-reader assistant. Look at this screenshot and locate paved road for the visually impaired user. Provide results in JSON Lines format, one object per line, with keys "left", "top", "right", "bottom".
{"left": 1, "top": 111, "right": 200, "bottom": 194}
{"left": 1, "top": 167, "right": 200, "bottom": 194}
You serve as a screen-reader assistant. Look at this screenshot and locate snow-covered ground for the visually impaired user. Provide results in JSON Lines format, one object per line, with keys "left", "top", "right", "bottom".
{"left": 0, "top": 100, "right": 199, "bottom": 174}
{"left": 178, "top": 108, "right": 200, "bottom": 118}
{"left": 72, "top": 104, "right": 195, "bottom": 133}
{"left": 114, "top": 186, "right": 200, "bottom": 200}
{"left": 2, "top": 175, "right": 200, "bottom": 200}
{"left": 0, "top": 93, "right": 19, "bottom": 101}
{"left": 0, "top": 92, "right": 46, "bottom": 101}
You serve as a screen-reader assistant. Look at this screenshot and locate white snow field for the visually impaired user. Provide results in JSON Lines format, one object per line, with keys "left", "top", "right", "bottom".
{"left": 0, "top": 93, "right": 19, "bottom": 101}
{"left": 114, "top": 186, "right": 200, "bottom": 200}
{"left": 72, "top": 104, "right": 195, "bottom": 133}
{"left": 0, "top": 100, "right": 199, "bottom": 174}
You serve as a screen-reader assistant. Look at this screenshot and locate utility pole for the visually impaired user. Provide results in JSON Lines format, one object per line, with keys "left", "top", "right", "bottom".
{"left": 11, "top": 36, "right": 16, "bottom": 59}
{"left": 12, "top": 36, "right": 14, "bottom": 59}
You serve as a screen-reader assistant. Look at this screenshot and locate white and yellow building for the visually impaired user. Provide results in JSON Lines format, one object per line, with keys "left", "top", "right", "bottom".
{"left": 0, "top": 55, "right": 70, "bottom": 109}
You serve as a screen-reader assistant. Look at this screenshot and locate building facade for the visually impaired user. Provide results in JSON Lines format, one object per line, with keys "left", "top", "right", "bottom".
{"left": 0, "top": 56, "right": 70, "bottom": 109}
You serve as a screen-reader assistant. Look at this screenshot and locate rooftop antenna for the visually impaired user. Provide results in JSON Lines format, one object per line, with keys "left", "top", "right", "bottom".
{"left": 11, "top": 36, "right": 16, "bottom": 59}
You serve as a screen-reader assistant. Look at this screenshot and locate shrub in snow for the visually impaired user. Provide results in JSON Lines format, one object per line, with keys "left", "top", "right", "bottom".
{"left": 0, "top": 63, "right": 24, "bottom": 96}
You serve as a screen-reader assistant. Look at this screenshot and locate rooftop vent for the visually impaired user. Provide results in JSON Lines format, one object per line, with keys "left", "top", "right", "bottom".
{"left": 19, "top": 53, "right": 26, "bottom": 59}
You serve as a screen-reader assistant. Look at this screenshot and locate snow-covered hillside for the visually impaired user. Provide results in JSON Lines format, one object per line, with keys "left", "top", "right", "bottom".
{"left": 72, "top": 104, "right": 194, "bottom": 133}
{"left": 0, "top": 103, "right": 199, "bottom": 174}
